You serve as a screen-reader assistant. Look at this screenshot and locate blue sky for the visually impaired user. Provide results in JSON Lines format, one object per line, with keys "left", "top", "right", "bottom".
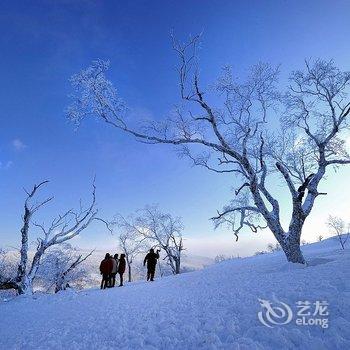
{"left": 1, "top": 0, "right": 350, "bottom": 257}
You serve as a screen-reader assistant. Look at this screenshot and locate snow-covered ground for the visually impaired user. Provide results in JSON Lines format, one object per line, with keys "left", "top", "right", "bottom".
{"left": 0, "top": 237, "right": 349, "bottom": 349}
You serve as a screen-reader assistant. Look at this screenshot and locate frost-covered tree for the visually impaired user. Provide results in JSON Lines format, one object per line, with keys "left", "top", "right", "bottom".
{"left": 0, "top": 249, "right": 10, "bottom": 282}
{"left": 137, "top": 206, "right": 184, "bottom": 274}
{"left": 327, "top": 215, "right": 349, "bottom": 249}
{"left": 37, "top": 244, "right": 94, "bottom": 293}
{"left": 115, "top": 218, "right": 147, "bottom": 282}
{"left": 115, "top": 206, "right": 184, "bottom": 274}
{"left": 0, "top": 180, "right": 104, "bottom": 295}
{"left": 0, "top": 249, "right": 17, "bottom": 285}
{"left": 67, "top": 35, "right": 350, "bottom": 264}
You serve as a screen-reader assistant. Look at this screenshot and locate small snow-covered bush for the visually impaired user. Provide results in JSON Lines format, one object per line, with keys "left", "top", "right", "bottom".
{"left": 327, "top": 215, "right": 349, "bottom": 249}
{"left": 0, "top": 249, "right": 17, "bottom": 284}
{"left": 37, "top": 244, "right": 93, "bottom": 293}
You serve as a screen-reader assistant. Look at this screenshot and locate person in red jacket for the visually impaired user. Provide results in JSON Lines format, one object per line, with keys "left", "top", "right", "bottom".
{"left": 118, "top": 254, "right": 126, "bottom": 287}
{"left": 99, "top": 253, "right": 113, "bottom": 289}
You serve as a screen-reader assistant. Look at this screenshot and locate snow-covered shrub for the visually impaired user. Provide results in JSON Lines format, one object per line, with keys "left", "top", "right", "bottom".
{"left": 327, "top": 215, "right": 350, "bottom": 249}
{"left": 0, "top": 249, "right": 17, "bottom": 284}
{"left": 267, "top": 243, "right": 281, "bottom": 252}
{"left": 37, "top": 244, "right": 93, "bottom": 293}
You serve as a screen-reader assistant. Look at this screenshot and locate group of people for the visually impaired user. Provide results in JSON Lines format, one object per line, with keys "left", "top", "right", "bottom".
{"left": 99, "top": 248, "right": 160, "bottom": 289}
{"left": 99, "top": 253, "right": 125, "bottom": 288}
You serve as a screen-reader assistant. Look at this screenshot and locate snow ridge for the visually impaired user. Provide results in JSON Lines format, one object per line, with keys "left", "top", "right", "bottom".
{"left": 0, "top": 237, "right": 349, "bottom": 349}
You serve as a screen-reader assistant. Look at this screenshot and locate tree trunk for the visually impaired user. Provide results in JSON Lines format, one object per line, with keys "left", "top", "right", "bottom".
{"left": 17, "top": 276, "right": 33, "bottom": 295}
{"left": 0, "top": 276, "right": 33, "bottom": 295}
{"left": 17, "top": 208, "right": 31, "bottom": 283}
{"left": 175, "top": 258, "right": 180, "bottom": 274}
{"left": 158, "top": 262, "right": 163, "bottom": 277}
{"left": 280, "top": 233, "right": 305, "bottom": 264}
{"left": 262, "top": 198, "right": 306, "bottom": 264}
{"left": 337, "top": 234, "right": 345, "bottom": 249}
{"left": 55, "top": 274, "right": 66, "bottom": 293}
{"left": 128, "top": 263, "right": 132, "bottom": 282}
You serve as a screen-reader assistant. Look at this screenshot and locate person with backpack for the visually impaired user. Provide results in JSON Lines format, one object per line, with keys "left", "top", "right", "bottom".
{"left": 118, "top": 254, "right": 126, "bottom": 287}
{"left": 99, "top": 253, "right": 113, "bottom": 289}
{"left": 143, "top": 248, "right": 160, "bottom": 281}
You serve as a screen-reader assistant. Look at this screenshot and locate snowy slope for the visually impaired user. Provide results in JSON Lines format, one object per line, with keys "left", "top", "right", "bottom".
{"left": 0, "top": 237, "right": 349, "bottom": 350}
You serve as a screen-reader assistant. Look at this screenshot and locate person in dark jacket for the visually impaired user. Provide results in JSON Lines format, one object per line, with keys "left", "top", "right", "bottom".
{"left": 118, "top": 254, "right": 126, "bottom": 287}
{"left": 143, "top": 248, "right": 160, "bottom": 281}
{"left": 110, "top": 254, "right": 119, "bottom": 287}
{"left": 99, "top": 253, "right": 113, "bottom": 289}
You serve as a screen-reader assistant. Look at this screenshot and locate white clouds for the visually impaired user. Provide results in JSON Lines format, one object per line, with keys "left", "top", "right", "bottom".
{"left": 0, "top": 160, "right": 13, "bottom": 170}
{"left": 0, "top": 138, "right": 27, "bottom": 170}
{"left": 12, "top": 138, "right": 27, "bottom": 151}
